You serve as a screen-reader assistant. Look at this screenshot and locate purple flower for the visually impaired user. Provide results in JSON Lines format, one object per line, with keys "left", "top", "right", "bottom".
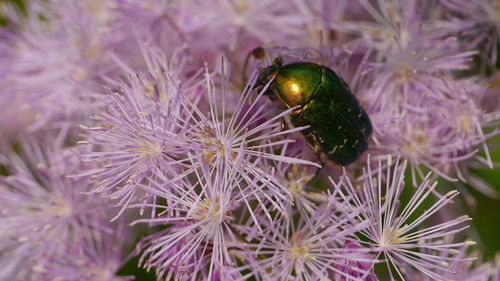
{"left": 338, "top": 0, "right": 499, "bottom": 186}
{"left": 232, "top": 195, "right": 375, "bottom": 281}
{"left": 441, "top": 0, "right": 500, "bottom": 67}
{"left": 0, "top": 136, "right": 113, "bottom": 280}
{"left": 369, "top": 76, "right": 499, "bottom": 186}
{"left": 257, "top": 139, "right": 325, "bottom": 216}
{"left": 79, "top": 70, "right": 195, "bottom": 219}
{"left": 336, "top": 0, "right": 476, "bottom": 112}
{"left": 109, "top": 0, "right": 196, "bottom": 75}
{"left": 134, "top": 153, "right": 243, "bottom": 280}
{"left": 405, "top": 240, "right": 498, "bottom": 281}
{"left": 188, "top": 62, "right": 318, "bottom": 166}
{"left": 175, "top": 0, "right": 308, "bottom": 67}
{"left": 0, "top": 0, "right": 119, "bottom": 137}
{"left": 0, "top": 1, "right": 498, "bottom": 280}
{"left": 36, "top": 221, "right": 133, "bottom": 281}
{"left": 338, "top": 0, "right": 458, "bottom": 55}
{"left": 334, "top": 241, "right": 379, "bottom": 281}
{"left": 331, "top": 155, "right": 473, "bottom": 280}
{"left": 79, "top": 48, "right": 318, "bottom": 222}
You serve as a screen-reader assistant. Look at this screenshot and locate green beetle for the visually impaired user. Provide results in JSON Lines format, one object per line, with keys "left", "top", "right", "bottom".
{"left": 255, "top": 58, "right": 372, "bottom": 165}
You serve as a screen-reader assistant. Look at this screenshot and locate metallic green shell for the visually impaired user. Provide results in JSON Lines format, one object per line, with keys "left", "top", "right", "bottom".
{"left": 273, "top": 63, "right": 322, "bottom": 108}
{"left": 272, "top": 62, "right": 372, "bottom": 165}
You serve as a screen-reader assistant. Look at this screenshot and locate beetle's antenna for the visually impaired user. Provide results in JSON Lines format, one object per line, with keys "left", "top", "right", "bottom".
{"left": 242, "top": 47, "right": 266, "bottom": 85}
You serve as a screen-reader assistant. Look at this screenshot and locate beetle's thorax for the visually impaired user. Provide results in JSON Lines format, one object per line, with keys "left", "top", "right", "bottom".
{"left": 272, "top": 63, "right": 323, "bottom": 110}
{"left": 273, "top": 76, "right": 311, "bottom": 109}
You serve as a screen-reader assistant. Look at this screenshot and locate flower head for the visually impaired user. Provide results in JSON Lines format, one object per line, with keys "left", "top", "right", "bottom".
{"left": 233, "top": 195, "right": 376, "bottom": 281}
{"left": 36, "top": 220, "right": 133, "bottom": 281}
{"left": 442, "top": 0, "right": 500, "bottom": 67}
{"left": 0, "top": 0, "right": 119, "bottom": 137}
{"left": 331, "top": 156, "right": 474, "bottom": 280}
{"left": 176, "top": 0, "right": 308, "bottom": 67}
{"left": 135, "top": 153, "right": 243, "bottom": 280}
{"left": 404, "top": 240, "right": 499, "bottom": 281}
{"left": 369, "top": 76, "right": 499, "bottom": 186}
{"left": 80, "top": 81, "right": 195, "bottom": 218}
{"left": 0, "top": 136, "right": 112, "bottom": 280}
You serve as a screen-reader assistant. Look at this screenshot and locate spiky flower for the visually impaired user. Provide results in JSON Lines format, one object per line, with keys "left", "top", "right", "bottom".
{"left": 79, "top": 49, "right": 318, "bottom": 222}
{"left": 331, "top": 156, "right": 474, "bottom": 280}
{"left": 0, "top": 0, "right": 119, "bottom": 137}
{"left": 184, "top": 62, "right": 320, "bottom": 223}
{"left": 371, "top": 76, "right": 498, "bottom": 185}
{"left": 0, "top": 1, "right": 498, "bottom": 281}
{"left": 188, "top": 63, "right": 318, "bottom": 167}
{"left": 405, "top": 240, "right": 499, "bottom": 281}
{"left": 257, "top": 140, "right": 325, "bottom": 216}
{"left": 78, "top": 47, "right": 196, "bottom": 219}
{"left": 175, "top": 0, "right": 308, "bottom": 67}
{"left": 36, "top": 221, "right": 133, "bottom": 281}
{"left": 339, "top": 0, "right": 476, "bottom": 113}
{"left": 338, "top": 0, "right": 499, "bottom": 187}
{"left": 441, "top": 0, "right": 500, "bottom": 66}
{"left": 135, "top": 153, "right": 244, "bottom": 280}
{"left": 0, "top": 137, "right": 112, "bottom": 281}
{"left": 232, "top": 194, "right": 376, "bottom": 281}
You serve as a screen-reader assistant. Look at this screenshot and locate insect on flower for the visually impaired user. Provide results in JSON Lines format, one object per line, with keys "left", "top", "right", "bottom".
{"left": 253, "top": 48, "right": 373, "bottom": 166}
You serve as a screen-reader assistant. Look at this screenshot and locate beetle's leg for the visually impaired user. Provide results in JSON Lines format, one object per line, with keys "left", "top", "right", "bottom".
{"left": 298, "top": 129, "right": 329, "bottom": 183}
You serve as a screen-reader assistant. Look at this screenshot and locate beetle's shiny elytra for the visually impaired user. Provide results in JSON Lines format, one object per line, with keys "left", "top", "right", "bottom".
{"left": 255, "top": 60, "right": 372, "bottom": 165}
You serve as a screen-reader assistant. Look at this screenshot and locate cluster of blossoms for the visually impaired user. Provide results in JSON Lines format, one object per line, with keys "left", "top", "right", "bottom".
{"left": 1, "top": 0, "right": 500, "bottom": 280}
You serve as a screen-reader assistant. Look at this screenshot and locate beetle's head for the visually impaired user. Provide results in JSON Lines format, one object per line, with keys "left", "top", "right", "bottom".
{"left": 254, "top": 57, "right": 283, "bottom": 95}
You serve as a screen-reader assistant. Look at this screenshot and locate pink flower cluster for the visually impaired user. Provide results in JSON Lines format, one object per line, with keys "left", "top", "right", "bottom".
{"left": 0, "top": 0, "right": 499, "bottom": 280}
